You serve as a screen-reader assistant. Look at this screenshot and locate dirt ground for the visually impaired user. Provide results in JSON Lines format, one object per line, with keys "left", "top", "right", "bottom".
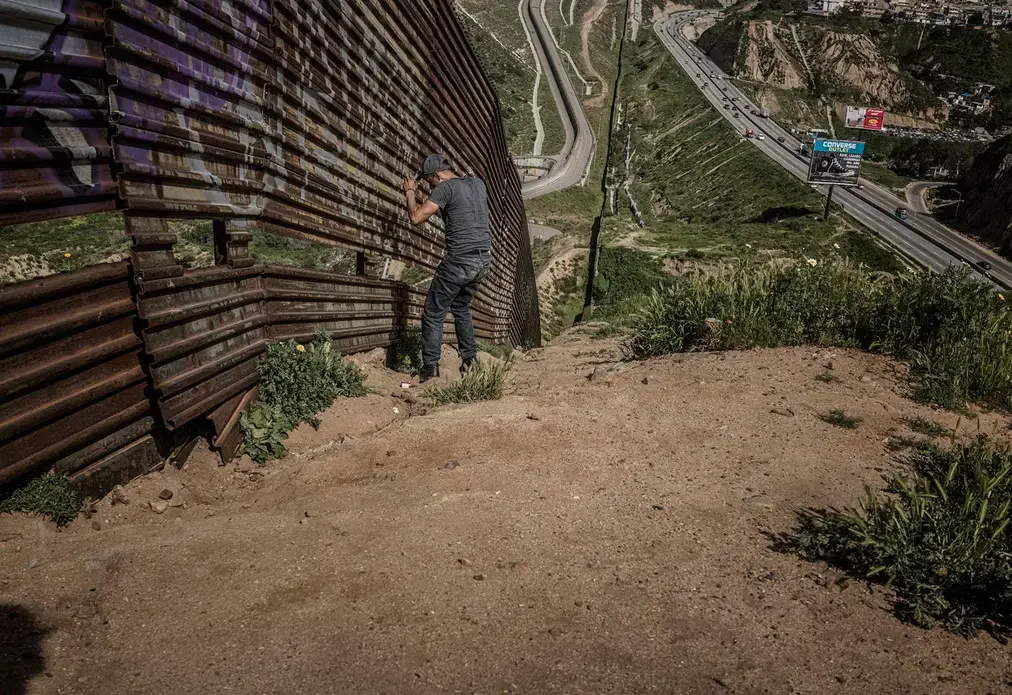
{"left": 3, "top": 328, "right": 1012, "bottom": 694}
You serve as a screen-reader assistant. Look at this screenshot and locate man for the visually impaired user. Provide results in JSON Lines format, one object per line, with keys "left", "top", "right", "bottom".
{"left": 404, "top": 154, "right": 492, "bottom": 382}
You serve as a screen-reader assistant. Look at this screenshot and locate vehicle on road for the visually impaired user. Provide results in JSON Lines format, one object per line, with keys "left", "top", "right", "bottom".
{"left": 895, "top": 207, "right": 909, "bottom": 221}
{"left": 777, "top": 136, "right": 785, "bottom": 143}
{"left": 979, "top": 260, "right": 993, "bottom": 271}
{"left": 757, "top": 134, "right": 765, "bottom": 141}
{"left": 759, "top": 108, "right": 770, "bottom": 118}
{"left": 734, "top": 112, "right": 739, "bottom": 117}
{"left": 696, "top": 73, "right": 701, "bottom": 77}
{"left": 745, "top": 129, "right": 754, "bottom": 138}
{"left": 724, "top": 104, "right": 730, "bottom": 109}
{"left": 710, "top": 73, "right": 717, "bottom": 78}
{"left": 731, "top": 97, "right": 737, "bottom": 102}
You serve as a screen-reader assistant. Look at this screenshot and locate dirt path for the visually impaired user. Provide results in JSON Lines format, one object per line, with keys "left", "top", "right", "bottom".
{"left": 2, "top": 335, "right": 1012, "bottom": 694}
{"left": 580, "top": 0, "right": 609, "bottom": 107}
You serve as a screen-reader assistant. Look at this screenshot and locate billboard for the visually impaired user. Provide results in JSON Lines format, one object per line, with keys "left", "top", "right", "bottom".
{"left": 845, "top": 106, "right": 886, "bottom": 131}
{"left": 808, "top": 139, "right": 865, "bottom": 186}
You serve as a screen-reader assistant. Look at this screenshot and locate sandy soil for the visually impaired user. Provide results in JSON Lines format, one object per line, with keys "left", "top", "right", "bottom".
{"left": 3, "top": 330, "right": 1012, "bottom": 694}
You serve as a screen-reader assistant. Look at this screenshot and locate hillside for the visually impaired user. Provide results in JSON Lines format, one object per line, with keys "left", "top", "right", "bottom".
{"left": 3, "top": 330, "right": 1011, "bottom": 693}
{"left": 961, "top": 134, "right": 1012, "bottom": 251}
{"left": 697, "top": 15, "right": 944, "bottom": 128}
{"left": 585, "top": 19, "right": 900, "bottom": 322}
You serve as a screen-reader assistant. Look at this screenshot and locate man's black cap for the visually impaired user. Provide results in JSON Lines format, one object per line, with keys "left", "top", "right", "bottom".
{"left": 417, "top": 154, "right": 451, "bottom": 178}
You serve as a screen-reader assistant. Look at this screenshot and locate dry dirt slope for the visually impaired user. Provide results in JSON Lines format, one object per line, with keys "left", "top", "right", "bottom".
{"left": 2, "top": 330, "right": 1011, "bottom": 694}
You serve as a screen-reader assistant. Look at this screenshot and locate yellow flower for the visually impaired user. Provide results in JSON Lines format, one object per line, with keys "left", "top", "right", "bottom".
{"left": 64, "top": 252, "right": 72, "bottom": 258}
{"left": 807, "top": 258, "right": 817, "bottom": 267}
{"left": 296, "top": 344, "right": 306, "bottom": 352}
{"left": 1000, "top": 294, "right": 1006, "bottom": 302}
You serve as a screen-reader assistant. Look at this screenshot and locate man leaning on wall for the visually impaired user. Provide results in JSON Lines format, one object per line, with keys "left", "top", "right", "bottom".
{"left": 404, "top": 154, "right": 492, "bottom": 383}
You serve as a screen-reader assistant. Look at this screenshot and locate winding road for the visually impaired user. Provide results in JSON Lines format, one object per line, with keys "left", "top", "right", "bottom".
{"left": 519, "top": 0, "right": 596, "bottom": 199}
{"left": 657, "top": 11, "right": 1012, "bottom": 287}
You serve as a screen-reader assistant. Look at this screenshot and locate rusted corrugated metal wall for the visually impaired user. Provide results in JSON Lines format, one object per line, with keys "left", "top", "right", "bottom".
{"left": 0, "top": 0, "right": 117, "bottom": 222}
{"left": 0, "top": 0, "right": 540, "bottom": 496}
{"left": 0, "top": 262, "right": 161, "bottom": 497}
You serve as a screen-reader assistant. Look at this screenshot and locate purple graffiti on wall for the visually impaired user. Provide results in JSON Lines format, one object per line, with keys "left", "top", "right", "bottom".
{"left": 0, "top": 0, "right": 117, "bottom": 223}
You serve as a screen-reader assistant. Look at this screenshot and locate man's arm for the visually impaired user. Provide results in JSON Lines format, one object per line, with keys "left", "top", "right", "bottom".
{"left": 404, "top": 177, "right": 440, "bottom": 226}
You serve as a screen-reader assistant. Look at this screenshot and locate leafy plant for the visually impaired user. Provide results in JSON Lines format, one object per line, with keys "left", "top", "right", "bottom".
{"left": 0, "top": 474, "right": 81, "bottom": 526}
{"left": 240, "top": 402, "right": 293, "bottom": 465}
{"left": 257, "top": 330, "right": 366, "bottom": 429}
{"left": 241, "top": 331, "right": 366, "bottom": 464}
{"left": 819, "top": 410, "right": 862, "bottom": 429}
{"left": 791, "top": 437, "right": 1012, "bottom": 638}
{"left": 426, "top": 358, "right": 513, "bottom": 405}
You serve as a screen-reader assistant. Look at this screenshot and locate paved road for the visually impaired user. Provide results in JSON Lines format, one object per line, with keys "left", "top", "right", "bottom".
{"left": 656, "top": 11, "right": 1012, "bottom": 288}
{"left": 520, "top": 0, "right": 595, "bottom": 199}
{"left": 905, "top": 181, "right": 950, "bottom": 214}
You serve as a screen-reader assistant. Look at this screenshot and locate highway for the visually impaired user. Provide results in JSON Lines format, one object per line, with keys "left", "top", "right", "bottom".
{"left": 656, "top": 11, "right": 1012, "bottom": 287}
{"left": 519, "top": 0, "right": 595, "bottom": 199}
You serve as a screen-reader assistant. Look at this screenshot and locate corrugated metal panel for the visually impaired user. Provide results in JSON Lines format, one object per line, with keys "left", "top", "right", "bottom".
{"left": 0, "top": 261, "right": 159, "bottom": 488}
{"left": 264, "top": 265, "right": 402, "bottom": 353}
{"left": 136, "top": 262, "right": 268, "bottom": 430}
{"left": 0, "top": 0, "right": 118, "bottom": 224}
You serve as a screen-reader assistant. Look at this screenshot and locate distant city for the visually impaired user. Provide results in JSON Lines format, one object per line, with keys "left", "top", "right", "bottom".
{"left": 809, "top": 0, "right": 1012, "bottom": 27}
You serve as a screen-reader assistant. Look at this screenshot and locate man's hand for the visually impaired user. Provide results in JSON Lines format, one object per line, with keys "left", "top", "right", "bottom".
{"left": 404, "top": 176, "right": 439, "bottom": 226}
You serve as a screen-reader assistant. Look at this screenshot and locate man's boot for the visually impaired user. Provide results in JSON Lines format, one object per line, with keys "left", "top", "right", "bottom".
{"left": 419, "top": 364, "right": 440, "bottom": 383}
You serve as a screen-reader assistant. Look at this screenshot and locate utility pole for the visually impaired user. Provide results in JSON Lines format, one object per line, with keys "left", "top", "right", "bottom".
{"left": 823, "top": 184, "right": 835, "bottom": 220}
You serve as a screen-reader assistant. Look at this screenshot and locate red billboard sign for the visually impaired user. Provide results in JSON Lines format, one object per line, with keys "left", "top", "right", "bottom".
{"left": 845, "top": 106, "right": 886, "bottom": 131}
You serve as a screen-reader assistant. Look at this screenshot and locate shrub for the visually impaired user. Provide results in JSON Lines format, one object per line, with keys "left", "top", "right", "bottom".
{"left": 0, "top": 474, "right": 81, "bottom": 526}
{"left": 240, "top": 402, "right": 293, "bottom": 465}
{"left": 392, "top": 329, "right": 424, "bottom": 375}
{"left": 242, "top": 331, "right": 366, "bottom": 464}
{"left": 426, "top": 358, "right": 512, "bottom": 405}
{"left": 819, "top": 409, "right": 861, "bottom": 429}
{"left": 905, "top": 416, "right": 951, "bottom": 438}
{"left": 791, "top": 437, "right": 1012, "bottom": 638}
{"left": 257, "top": 330, "right": 366, "bottom": 429}
{"left": 628, "top": 260, "right": 1012, "bottom": 411}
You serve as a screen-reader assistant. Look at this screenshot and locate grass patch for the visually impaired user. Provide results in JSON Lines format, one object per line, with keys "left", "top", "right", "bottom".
{"left": 886, "top": 434, "right": 942, "bottom": 454}
{"left": 426, "top": 358, "right": 512, "bottom": 405}
{"left": 819, "top": 409, "right": 861, "bottom": 429}
{"left": 861, "top": 162, "right": 914, "bottom": 192}
{"left": 392, "top": 329, "right": 425, "bottom": 376}
{"left": 815, "top": 371, "right": 839, "bottom": 383}
{"left": 628, "top": 259, "right": 1012, "bottom": 412}
{"left": 0, "top": 474, "right": 81, "bottom": 526}
{"left": 477, "top": 340, "right": 515, "bottom": 360}
{"left": 242, "top": 331, "right": 367, "bottom": 464}
{"left": 789, "top": 436, "right": 1012, "bottom": 638}
{"left": 905, "top": 416, "right": 951, "bottom": 439}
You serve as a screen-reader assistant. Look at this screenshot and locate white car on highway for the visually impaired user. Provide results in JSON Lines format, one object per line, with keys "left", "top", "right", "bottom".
{"left": 757, "top": 134, "right": 765, "bottom": 141}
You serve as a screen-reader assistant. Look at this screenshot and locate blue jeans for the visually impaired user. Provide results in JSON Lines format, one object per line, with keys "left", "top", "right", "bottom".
{"left": 421, "top": 251, "right": 491, "bottom": 368}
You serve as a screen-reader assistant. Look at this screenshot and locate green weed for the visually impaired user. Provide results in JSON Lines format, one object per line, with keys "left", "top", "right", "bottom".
{"left": 257, "top": 331, "right": 367, "bottom": 429}
{"left": 0, "top": 474, "right": 81, "bottom": 526}
{"left": 240, "top": 403, "right": 293, "bottom": 465}
{"left": 628, "top": 260, "right": 1012, "bottom": 412}
{"left": 790, "top": 437, "right": 1012, "bottom": 638}
{"left": 392, "top": 330, "right": 425, "bottom": 376}
{"left": 905, "top": 416, "right": 951, "bottom": 439}
{"left": 819, "top": 410, "right": 862, "bottom": 429}
{"left": 426, "top": 358, "right": 512, "bottom": 405}
{"left": 242, "top": 331, "right": 367, "bottom": 464}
